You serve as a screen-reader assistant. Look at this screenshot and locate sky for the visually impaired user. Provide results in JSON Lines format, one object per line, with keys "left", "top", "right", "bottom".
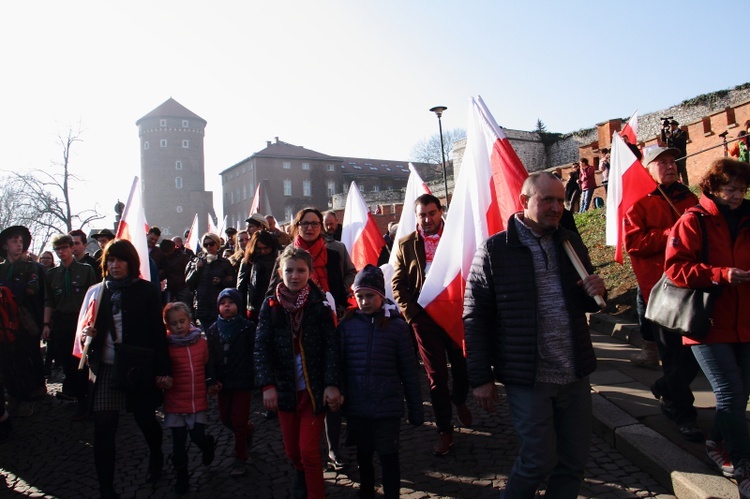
{"left": 2, "top": 1, "right": 748, "bottom": 231}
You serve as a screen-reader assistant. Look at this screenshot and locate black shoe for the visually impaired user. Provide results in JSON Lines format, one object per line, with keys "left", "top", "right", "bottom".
{"left": 146, "top": 452, "right": 163, "bottom": 483}
{"left": 202, "top": 435, "right": 216, "bottom": 466}
{"left": 294, "top": 470, "right": 307, "bottom": 499}
{"left": 174, "top": 466, "right": 189, "bottom": 495}
{"left": 660, "top": 399, "right": 678, "bottom": 421}
{"left": 678, "top": 422, "right": 704, "bottom": 442}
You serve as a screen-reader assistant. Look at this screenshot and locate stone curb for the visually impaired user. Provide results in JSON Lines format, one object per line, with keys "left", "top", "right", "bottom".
{"left": 589, "top": 313, "right": 737, "bottom": 499}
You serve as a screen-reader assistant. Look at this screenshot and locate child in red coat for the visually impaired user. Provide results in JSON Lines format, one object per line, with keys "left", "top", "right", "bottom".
{"left": 162, "top": 301, "right": 218, "bottom": 494}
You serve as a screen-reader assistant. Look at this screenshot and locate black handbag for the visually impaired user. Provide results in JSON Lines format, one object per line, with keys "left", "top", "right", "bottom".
{"left": 644, "top": 213, "right": 718, "bottom": 339}
{"left": 111, "top": 343, "right": 156, "bottom": 392}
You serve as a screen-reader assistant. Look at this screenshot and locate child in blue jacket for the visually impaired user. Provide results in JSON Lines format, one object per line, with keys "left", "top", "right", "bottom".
{"left": 338, "top": 264, "right": 424, "bottom": 499}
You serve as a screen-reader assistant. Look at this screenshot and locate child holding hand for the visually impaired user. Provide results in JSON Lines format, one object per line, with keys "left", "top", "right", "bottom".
{"left": 339, "top": 264, "right": 424, "bottom": 499}
{"left": 254, "top": 246, "right": 343, "bottom": 499}
{"left": 162, "top": 302, "right": 218, "bottom": 495}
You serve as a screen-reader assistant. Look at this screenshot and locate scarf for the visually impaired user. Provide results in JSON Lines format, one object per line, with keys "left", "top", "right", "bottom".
{"left": 168, "top": 325, "right": 203, "bottom": 347}
{"left": 294, "top": 235, "right": 329, "bottom": 292}
{"left": 216, "top": 314, "right": 245, "bottom": 344}
{"left": 104, "top": 275, "right": 136, "bottom": 316}
{"left": 275, "top": 282, "right": 310, "bottom": 345}
{"left": 418, "top": 225, "right": 442, "bottom": 264}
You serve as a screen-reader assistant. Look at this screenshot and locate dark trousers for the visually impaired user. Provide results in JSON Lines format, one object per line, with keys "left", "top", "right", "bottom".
{"left": 53, "top": 313, "right": 88, "bottom": 402}
{"left": 94, "top": 406, "right": 163, "bottom": 496}
{"left": 411, "top": 313, "right": 469, "bottom": 433}
{"left": 654, "top": 326, "right": 700, "bottom": 424}
{"left": 635, "top": 287, "right": 655, "bottom": 343}
{"left": 0, "top": 332, "right": 45, "bottom": 400}
{"left": 171, "top": 423, "right": 212, "bottom": 466}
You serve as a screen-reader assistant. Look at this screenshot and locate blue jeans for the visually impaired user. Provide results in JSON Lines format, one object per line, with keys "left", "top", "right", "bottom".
{"left": 692, "top": 343, "right": 750, "bottom": 465}
{"left": 579, "top": 188, "right": 595, "bottom": 213}
{"left": 503, "top": 377, "right": 591, "bottom": 499}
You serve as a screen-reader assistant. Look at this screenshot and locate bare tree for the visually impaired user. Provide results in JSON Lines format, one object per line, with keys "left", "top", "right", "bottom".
{"left": 410, "top": 128, "right": 467, "bottom": 166}
{"left": 0, "top": 125, "right": 103, "bottom": 251}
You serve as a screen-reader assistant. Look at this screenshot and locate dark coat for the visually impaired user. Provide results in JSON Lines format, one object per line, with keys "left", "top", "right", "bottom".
{"left": 463, "top": 218, "right": 601, "bottom": 388}
{"left": 206, "top": 316, "right": 256, "bottom": 390}
{"left": 339, "top": 308, "right": 423, "bottom": 424}
{"left": 185, "top": 255, "right": 236, "bottom": 319}
{"left": 254, "top": 284, "right": 340, "bottom": 414}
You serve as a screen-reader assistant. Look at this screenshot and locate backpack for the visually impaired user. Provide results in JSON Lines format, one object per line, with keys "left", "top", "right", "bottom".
{"left": 0, "top": 285, "right": 19, "bottom": 343}
{"left": 739, "top": 141, "right": 749, "bottom": 163}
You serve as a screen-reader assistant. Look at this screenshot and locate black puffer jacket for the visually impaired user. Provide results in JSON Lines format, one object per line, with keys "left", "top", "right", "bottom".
{"left": 185, "top": 255, "right": 236, "bottom": 320}
{"left": 463, "top": 218, "right": 601, "bottom": 388}
{"left": 338, "top": 307, "right": 423, "bottom": 424}
{"left": 254, "top": 283, "right": 340, "bottom": 414}
{"left": 206, "top": 316, "right": 256, "bottom": 390}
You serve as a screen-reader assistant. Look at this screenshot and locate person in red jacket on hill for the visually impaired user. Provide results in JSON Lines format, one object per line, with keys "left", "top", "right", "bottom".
{"left": 162, "top": 301, "right": 218, "bottom": 494}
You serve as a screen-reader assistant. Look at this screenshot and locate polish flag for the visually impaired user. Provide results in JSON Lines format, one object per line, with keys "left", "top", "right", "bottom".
{"left": 208, "top": 214, "right": 219, "bottom": 235}
{"left": 620, "top": 110, "right": 638, "bottom": 144}
{"left": 185, "top": 214, "right": 200, "bottom": 254}
{"left": 417, "top": 96, "right": 528, "bottom": 347}
{"left": 381, "top": 164, "right": 431, "bottom": 300}
{"left": 342, "top": 181, "right": 386, "bottom": 271}
{"left": 116, "top": 177, "right": 151, "bottom": 280}
{"left": 216, "top": 214, "right": 227, "bottom": 237}
{"left": 605, "top": 133, "right": 656, "bottom": 263}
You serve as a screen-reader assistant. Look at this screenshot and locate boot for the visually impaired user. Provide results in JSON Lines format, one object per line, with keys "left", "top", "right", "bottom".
{"left": 145, "top": 450, "right": 163, "bottom": 483}
{"left": 173, "top": 455, "right": 189, "bottom": 495}
{"left": 201, "top": 435, "right": 216, "bottom": 466}
{"left": 629, "top": 340, "right": 659, "bottom": 368}
{"left": 293, "top": 470, "right": 307, "bottom": 499}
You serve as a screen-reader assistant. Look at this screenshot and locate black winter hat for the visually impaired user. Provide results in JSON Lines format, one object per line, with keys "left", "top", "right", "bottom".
{"left": 217, "top": 288, "right": 243, "bottom": 309}
{"left": 352, "top": 264, "right": 385, "bottom": 298}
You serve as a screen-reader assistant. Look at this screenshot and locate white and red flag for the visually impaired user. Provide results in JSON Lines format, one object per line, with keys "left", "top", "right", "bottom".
{"left": 417, "top": 96, "right": 528, "bottom": 347}
{"left": 216, "top": 214, "right": 227, "bottom": 237}
{"left": 620, "top": 110, "right": 638, "bottom": 144}
{"left": 381, "top": 164, "right": 431, "bottom": 300}
{"left": 342, "top": 181, "right": 386, "bottom": 271}
{"left": 208, "top": 214, "right": 219, "bottom": 236}
{"left": 185, "top": 214, "right": 200, "bottom": 254}
{"left": 605, "top": 132, "right": 657, "bottom": 263}
{"left": 116, "top": 177, "right": 151, "bottom": 280}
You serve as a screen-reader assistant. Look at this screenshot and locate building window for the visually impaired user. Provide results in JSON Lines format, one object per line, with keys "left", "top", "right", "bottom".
{"left": 283, "top": 161, "right": 291, "bottom": 170}
{"left": 144, "top": 141, "right": 150, "bottom": 150}
{"left": 160, "top": 139, "right": 167, "bottom": 148}
{"left": 284, "top": 179, "right": 292, "bottom": 196}
{"left": 249, "top": 181, "right": 255, "bottom": 195}
{"left": 327, "top": 180, "right": 336, "bottom": 197}
{"left": 343, "top": 184, "right": 349, "bottom": 194}
{"left": 303, "top": 180, "right": 311, "bottom": 197}
{"left": 302, "top": 162, "right": 310, "bottom": 170}
{"left": 230, "top": 191, "right": 235, "bottom": 204}
{"left": 182, "top": 139, "right": 189, "bottom": 148}
{"left": 373, "top": 185, "right": 379, "bottom": 192}
{"left": 243, "top": 185, "right": 247, "bottom": 200}
{"left": 160, "top": 119, "right": 166, "bottom": 127}
{"left": 175, "top": 177, "right": 183, "bottom": 189}
{"left": 176, "top": 206, "right": 183, "bottom": 213}
{"left": 182, "top": 120, "right": 189, "bottom": 128}
{"left": 327, "top": 164, "right": 334, "bottom": 172}
{"left": 285, "top": 206, "right": 294, "bottom": 222}
{"left": 175, "top": 160, "right": 182, "bottom": 170}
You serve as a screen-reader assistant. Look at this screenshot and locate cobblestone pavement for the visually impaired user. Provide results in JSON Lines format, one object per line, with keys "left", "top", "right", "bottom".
{"left": 0, "top": 368, "right": 674, "bottom": 499}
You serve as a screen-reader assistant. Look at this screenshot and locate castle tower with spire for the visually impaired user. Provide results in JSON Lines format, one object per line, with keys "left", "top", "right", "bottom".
{"left": 136, "top": 97, "right": 215, "bottom": 238}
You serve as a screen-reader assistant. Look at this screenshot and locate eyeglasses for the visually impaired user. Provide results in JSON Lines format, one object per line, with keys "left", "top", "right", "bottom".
{"left": 203, "top": 241, "right": 217, "bottom": 248}
{"left": 297, "top": 221, "right": 321, "bottom": 229}
{"left": 40, "top": 256, "right": 53, "bottom": 260}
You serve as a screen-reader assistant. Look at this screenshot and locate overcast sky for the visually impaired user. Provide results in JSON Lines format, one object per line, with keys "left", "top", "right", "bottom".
{"left": 2, "top": 0, "right": 747, "bottom": 228}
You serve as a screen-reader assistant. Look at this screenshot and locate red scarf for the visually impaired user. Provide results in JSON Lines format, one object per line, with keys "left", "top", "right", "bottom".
{"left": 275, "top": 282, "right": 311, "bottom": 353}
{"left": 418, "top": 224, "right": 443, "bottom": 264}
{"left": 294, "top": 235, "right": 329, "bottom": 292}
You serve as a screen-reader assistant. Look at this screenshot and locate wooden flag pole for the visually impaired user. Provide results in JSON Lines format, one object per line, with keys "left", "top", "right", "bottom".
{"left": 563, "top": 240, "right": 607, "bottom": 308}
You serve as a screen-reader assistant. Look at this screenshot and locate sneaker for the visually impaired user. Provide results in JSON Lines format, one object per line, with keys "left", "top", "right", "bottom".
{"left": 677, "top": 422, "right": 704, "bottom": 443}
{"left": 433, "top": 432, "right": 453, "bottom": 456}
{"left": 201, "top": 435, "right": 216, "bottom": 466}
{"left": 456, "top": 404, "right": 473, "bottom": 428}
{"left": 229, "top": 459, "right": 247, "bottom": 477}
{"left": 706, "top": 439, "right": 734, "bottom": 477}
{"left": 630, "top": 341, "right": 660, "bottom": 369}
{"left": 735, "top": 459, "right": 750, "bottom": 499}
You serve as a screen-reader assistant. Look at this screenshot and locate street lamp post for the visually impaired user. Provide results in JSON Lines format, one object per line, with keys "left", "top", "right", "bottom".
{"left": 429, "top": 106, "right": 449, "bottom": 210}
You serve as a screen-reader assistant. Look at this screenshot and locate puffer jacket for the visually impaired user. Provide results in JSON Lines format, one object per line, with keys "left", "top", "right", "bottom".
{"left": 665, "top": 195, "right": 750, "bottom": 345}
{"left": 463, "top": 217, "right": 601, "bottom": 388}
{"left": 338, "top": 307, "right": 423, "bottom": 424}
{"left": 164, "top": 330, "right": 210, "bottom": 414}
{"left": 254, "top": 283, "right": 340, "bottom": 414}
{"left": 624, "top": 183, "right": 698, "bottom": 302}
{"left": 206, "top": 316, "right": 256, "bottom": 390}
{"left": 185, "top": 255, "right": 236, "bottom": 319}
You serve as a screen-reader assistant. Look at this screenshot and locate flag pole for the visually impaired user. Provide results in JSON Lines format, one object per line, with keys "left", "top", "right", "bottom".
{"left": 562, "top": 240, "right": 607, "bottom": 308}
{"left": 78, "top": 284, "right": 105, "bottom": 370}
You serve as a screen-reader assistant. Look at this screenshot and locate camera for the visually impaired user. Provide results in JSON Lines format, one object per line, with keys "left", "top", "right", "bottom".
{"left": 719, "top": 130, "right": 729, "bottom": 139}
{"left": 660, "top": 116, "right": 674, "bottom": 142}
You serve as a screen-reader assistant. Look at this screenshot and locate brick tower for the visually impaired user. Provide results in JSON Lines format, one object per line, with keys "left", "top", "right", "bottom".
{"left": 136, "top": 98, "right": 215, "bottom": 239}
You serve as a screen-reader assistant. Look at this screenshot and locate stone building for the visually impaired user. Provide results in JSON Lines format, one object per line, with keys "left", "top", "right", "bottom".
{"left": 220, "top": 137, "right": 426, "bottom": 228}
{"left": 136, "top": 98, "right": 215, "bottom": 238}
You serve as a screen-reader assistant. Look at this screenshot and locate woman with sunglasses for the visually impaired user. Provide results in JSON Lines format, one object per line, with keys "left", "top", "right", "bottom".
{"left": 237, "top": 230, "right": 281, "bottom": 322}
{"left": 186, "top": 233, "right": 236, "bottom": 331}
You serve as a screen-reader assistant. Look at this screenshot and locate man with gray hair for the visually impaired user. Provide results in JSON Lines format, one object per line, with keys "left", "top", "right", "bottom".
{"left": 464, "top": 172, "right": 605, "bottom": 498}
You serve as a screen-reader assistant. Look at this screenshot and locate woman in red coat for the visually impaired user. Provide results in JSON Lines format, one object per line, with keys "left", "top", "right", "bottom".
{"left": 665, "top": 158, "right": 750, "bottom": 496}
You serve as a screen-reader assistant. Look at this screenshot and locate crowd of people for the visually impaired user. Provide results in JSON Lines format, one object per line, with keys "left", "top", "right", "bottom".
{"left": 0, "top": 140, "right": 748, "bottom": 497}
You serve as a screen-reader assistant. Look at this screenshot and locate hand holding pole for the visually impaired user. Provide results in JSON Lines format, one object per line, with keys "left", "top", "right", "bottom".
{"left": 563, "top": 240, "right": 607, "bottom": 308}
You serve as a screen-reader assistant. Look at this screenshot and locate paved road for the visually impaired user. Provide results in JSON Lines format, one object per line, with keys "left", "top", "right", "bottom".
{"left": 0, "top": 365, "right": 673, "bottom": 499}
